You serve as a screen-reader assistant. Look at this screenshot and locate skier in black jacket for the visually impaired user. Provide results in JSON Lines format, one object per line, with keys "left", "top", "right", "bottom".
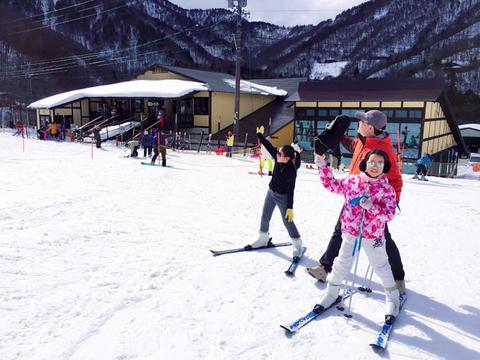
{"left": 246, "top": 126, "right": 303, "bottom": 259}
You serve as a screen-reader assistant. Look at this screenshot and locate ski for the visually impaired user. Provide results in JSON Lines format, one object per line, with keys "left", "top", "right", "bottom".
{"left": 280, "top": 287, "right": 357, "bottom": 333}
{"left": 369, "top": 294, "right": 407, "bottom": 351}
{"left": 285, "top": 247, "right": 307, "bottom": 276}
{"left": 141, "top": 162, "right": 173, "bottom": 168}
{"left": 210, "top": 240, "right": 291, "bottom": 256}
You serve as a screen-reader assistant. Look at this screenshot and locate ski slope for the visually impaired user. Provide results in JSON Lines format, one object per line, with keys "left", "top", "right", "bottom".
{"left": 1, "top": 133, "right": 479, "bottom": 360}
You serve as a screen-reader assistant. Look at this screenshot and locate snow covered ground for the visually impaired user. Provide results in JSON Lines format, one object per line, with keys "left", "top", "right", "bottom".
{"left": 1, "top": 133, "right": 479, "bottom": 360}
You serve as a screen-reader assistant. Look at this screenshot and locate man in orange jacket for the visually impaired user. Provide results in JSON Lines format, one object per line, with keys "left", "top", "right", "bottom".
{"left": 306, "top": 110, "right": 406, "bottom": 294}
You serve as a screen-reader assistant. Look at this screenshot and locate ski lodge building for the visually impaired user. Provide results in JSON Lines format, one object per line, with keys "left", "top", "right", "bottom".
{"left": 287, "top": 78, "right": 468, "bottom": 177}
{"left": 28, "top": 65, "right": 303, "bottom": 147}
{"left": 459, "top": 124, "right": 480, "bottom": 154}
{"left": 28, "top": 67, "right": 466, "bottom": 176}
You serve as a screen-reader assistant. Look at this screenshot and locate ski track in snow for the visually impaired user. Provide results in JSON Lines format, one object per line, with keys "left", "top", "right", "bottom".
{"left": 1, "top": 132, "right": 479, "bottom": 360}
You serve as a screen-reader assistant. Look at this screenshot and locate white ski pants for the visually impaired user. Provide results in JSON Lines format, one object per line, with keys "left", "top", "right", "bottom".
{"left": 327, "top": 233, "right": 396, "bottom": 289}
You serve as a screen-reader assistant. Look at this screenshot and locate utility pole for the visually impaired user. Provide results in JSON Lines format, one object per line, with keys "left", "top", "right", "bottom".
{"left": 228, "top": 0, "right": 247, "bottom": 143}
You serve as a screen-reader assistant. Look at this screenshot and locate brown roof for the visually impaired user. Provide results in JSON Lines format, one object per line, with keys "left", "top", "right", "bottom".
{"left": 287, "top": 78, "right": 446, "bottom": 102}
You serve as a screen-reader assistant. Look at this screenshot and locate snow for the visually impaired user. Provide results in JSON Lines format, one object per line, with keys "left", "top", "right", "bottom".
{"left": 310, "top": 61, "right": 349, "bottom": 80}
{"left": 373, "top": 8, "right": 389, "bottom": 20}
{"left": 223, "top": 79, "right": 288, "bottom": 96}
{"left": 460, "top": 123, "right": 480, "bottom": 132}
{"left": 27, "top": 80, "right": 209, "bottom": 109}
{"left": 28, "top": 78, "right": 287, "bottom": 110}
{"left": 1, "top": 132, "right": 480, "bottom": 360}
{"left": 85, "top": 122, "right": 141, "bottom": 141}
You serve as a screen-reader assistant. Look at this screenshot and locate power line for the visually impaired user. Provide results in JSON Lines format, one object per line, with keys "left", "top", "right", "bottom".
{"left": 4, "top": 3, "right": 128, "bottom": 36}
{"left": 30, "top": 1, "right": 114, "bottom": 26}
{"left": 0, "top": 0, "right": 96, "bottom": 25}
{"left": 5, "top": 22, "right": 224, "bottom": 71}
{"left": 3, "top": 23, "right": 223, "bottom": 78}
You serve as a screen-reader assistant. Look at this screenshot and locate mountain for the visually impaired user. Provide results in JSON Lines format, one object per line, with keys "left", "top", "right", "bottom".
{"left": 0, "top": 0, "right": 478, "bottom": 107}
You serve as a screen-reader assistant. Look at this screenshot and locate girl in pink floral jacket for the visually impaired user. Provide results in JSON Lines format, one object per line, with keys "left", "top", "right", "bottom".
{"left": 314, "top": 149, "right": 400, "bottom": 321}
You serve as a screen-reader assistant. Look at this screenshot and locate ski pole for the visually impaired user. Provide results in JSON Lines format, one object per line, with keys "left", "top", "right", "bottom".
{"left": 344, "top": 209, "right": 365, "bottom": 318}
{"left": 358, "top": 264, "right": 374, "bottom": 293}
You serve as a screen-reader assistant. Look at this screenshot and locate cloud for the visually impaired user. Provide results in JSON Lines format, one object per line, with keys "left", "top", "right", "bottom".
{"left": 170, "top": 0, "right": 367, "bottom": 26}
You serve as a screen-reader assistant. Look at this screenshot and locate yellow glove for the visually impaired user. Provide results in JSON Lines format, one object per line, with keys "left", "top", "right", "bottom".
{"left": 256, "top": 125, "right": 265, "bottom": 134}
{"left": 285, "top": 208, "right": 294, "bottom": 222}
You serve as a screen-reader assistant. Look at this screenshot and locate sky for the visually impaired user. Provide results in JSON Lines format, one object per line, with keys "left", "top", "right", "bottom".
{"left": 170, "top": 0, "right": 369, "bottom": 27}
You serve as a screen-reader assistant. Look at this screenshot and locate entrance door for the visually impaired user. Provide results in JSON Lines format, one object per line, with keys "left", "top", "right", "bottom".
{"left": 177, "top": 99, "right": 193, "bottom": 128}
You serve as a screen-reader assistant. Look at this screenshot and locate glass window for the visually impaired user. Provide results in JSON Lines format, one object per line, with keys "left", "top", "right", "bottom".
{"left": 410, "top": 110, "right": 422, "bottom": 118}
{"left": 316, "top": 120, "right": 329, "bottom": 131}
{"left": 395, "top": 110, "right": 408, "bottom": 118}
{"left": 295, "top": 120, "right": 316, "bottom": 151}
{"left": 345, "top": 121, "right": 359, "bottom": 138}
{"left": 341, "top": 109, "right": 361, "bottom": 117}
{"left": 384, "top": 110, "right": 394, "bottom": 118}
{"left": 329, "top": 109, "right": 339, "bottom": 116}
{"left": 318, "top": 109, "right": 328, "bottom": 116}
{"left": 399, "top": 123, "right": 421, "bottom": 159}
{"left": 194, "top": 97, "right": 209, "bottom": 115}
{"left": 133, "top": 98, "right": 143, "bottom": 113}
{"left": 296, "top": 107, "right": 316, "bottom": 118}
{"left": 39, "top": 115, "right": 50, "bottom": 128}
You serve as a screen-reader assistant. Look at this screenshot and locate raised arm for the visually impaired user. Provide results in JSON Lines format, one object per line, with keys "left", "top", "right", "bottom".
{"left": 340, "top": 135, "right": 355, "bottom": 153}
{"left": 315, "top": 155, "right": 346, "bottom": 195}
{"left": 257, "top": 133, "right": 278, "bottom": 159}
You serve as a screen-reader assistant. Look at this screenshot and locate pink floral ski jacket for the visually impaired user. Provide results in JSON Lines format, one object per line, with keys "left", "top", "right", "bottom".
{"left": 319, "top": 164, "right": 396, "bottom": 240}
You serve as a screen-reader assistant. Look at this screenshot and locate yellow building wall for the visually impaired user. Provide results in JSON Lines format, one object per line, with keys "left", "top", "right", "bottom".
{"left": 53, "top": 108, "right": 73, "bottom": 116}
{"left": 192, "top": 92, "right": 210, "bottom": 127}
{"left": 425, "top": 102, "right": 445, "bottom": 119}
{"left": 211, "top": 92, "right": 275, "bottom": 131}
{"left": 381, "top": 102, "right": 402, "bottom": 107}
{"left": 81, "top": 99, "right": 89, "bottom": 116}
{"left": 296, "top": 102, "right": 316, "bottom": 107}
{"left": 135, "top": 70, "right": 190, "bottom": 81}
{"left": 421, "top": 101, "right": 457, "bottom": 154}
{"left": 193, "top": 92, "right": 209, "bottom": 98}
{"left": 423, "top": 119, "right": 450, "bottom": 138}
{"left": 317, "top": 101, "right": 341, "bottom": 107}
{"left": 73, "top": 109, "right": 81, "bottom": 125}
{"left": 194, "top": 115, "right": 209, "bottom": 127}
{"left": 403, "top": 101, "right": 424, "bottom": 108}
{"left": 360, "top": 101, "right": 380, "bottom": 108}
{"left": 271, "top": 122, "right": 294, "bottom": 147}
{"left": 342, "top": 101, "right": 360, "bottom": 107}
{"left": 422, "top": 134, "right": 456, "bottom": 155}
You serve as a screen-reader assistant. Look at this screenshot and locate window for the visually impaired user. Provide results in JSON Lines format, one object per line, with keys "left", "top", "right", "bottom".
{"left": 295, "top": 120, "right": 316, "bottom": 150}
{"left": 39, "top": 115, "right": 50, "bottom": 128}
{"left": 96, "top": 103, "right": 107, "bottom": 114}
{"left": 341, "top": 109, "right": 361, "bottom": 117}
{"left": 395, "top": 110, "right": 408, "bottom": 118}
{"left": 384, "top": 110, "right": 394, "bottom": 118}
{"left": 410, "top": 110, "right": 422, "bottom": 118}
{"left": 133, "top": 98, "right": 143, "bottom": 113}
{"left": 194, "top": 97, "right": 209, "bottom": 115}
{"left": 399, "top": 123, "right": 421, "bottom": 159}
{"left": 296, "top": 107, "right": 316, "bottom": 118}
{"left": 316, "top": 120, "right": 330, "bottom": 131}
